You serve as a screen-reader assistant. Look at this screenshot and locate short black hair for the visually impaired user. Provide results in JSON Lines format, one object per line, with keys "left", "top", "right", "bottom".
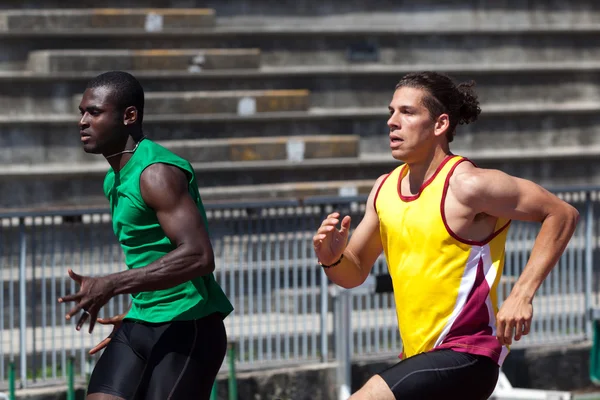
{"left": 396, "top": 71, "right": 481, "bottom": 142}
{"left": 86, "top": 71, "right": 145, "bottom": 124}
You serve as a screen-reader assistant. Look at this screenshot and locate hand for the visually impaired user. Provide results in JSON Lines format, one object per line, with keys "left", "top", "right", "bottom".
{"left": 89, "top": 313, "right": 126, "bottom": 355}
{"left": 495, "top": 293, "right": 533, "bottom": 346}
{"left": 58, "top": 269, "right": 116, "bottom": 334}
{"left": 313, "top": 212, "right": 351, "bottom": 265}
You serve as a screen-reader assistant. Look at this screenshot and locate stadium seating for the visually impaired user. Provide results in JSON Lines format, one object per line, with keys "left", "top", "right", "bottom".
{"left": 0, "top": 1, "right": 598, "bottom": 209}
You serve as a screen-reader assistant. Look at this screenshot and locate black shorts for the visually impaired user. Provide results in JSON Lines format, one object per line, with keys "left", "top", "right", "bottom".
{"left": 87, "top": 313, "right": 227, "bottom": 400}
{"left": 379, "top": 350, "right": 499, "bottom": 400}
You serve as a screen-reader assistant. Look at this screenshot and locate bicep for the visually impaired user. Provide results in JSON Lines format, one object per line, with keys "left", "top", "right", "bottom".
{"left": 140, "top": 164, "right": 213, "bottom": 255}
{"left": 467, "top": 169, "right": 564, "bottom": 223}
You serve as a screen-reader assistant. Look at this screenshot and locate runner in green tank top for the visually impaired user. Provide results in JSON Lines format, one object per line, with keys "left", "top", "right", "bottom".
{"left": 58, "top": 71, "right": 233, "bottom": 400}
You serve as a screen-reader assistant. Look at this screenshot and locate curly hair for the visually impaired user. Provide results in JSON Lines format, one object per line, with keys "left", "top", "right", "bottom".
{"left": 395, "top": 71, "right": 481, "bottom": 142}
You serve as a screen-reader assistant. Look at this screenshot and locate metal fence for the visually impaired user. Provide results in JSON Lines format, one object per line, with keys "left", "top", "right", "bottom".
{"left": 0, "top": 188, "right": 597, "bottom": 390}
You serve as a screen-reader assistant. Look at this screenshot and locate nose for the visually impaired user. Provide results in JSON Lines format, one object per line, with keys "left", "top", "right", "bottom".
{"left": 79, "top": 112, "right": 89, "bottom": 130}
{"left": 387, "top": 114, "right": 399, "bottom": 131}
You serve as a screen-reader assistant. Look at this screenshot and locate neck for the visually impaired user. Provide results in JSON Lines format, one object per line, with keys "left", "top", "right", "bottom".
{"left": 103, "top": 132, "right": 145, "bottom": 172}
{"left": 406, "top": 145, "right": 452, "bottom": 192}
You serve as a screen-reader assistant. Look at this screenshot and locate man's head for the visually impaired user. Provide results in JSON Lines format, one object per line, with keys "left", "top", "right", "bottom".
{"left": 78, "top": 71, "right": 145, "bottom": 155}
{"left": 387, "top": 71, "right": 481, "bottom": 163}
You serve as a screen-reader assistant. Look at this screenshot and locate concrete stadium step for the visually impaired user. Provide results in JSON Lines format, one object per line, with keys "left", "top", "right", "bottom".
{"left": 160, "top": 136, "right": 359, "bottom": 164}
{"left": 0, "top": 178, "right": 375, "bottom": 211}
{"left": 0, "top": 0, "right": 597, "bottom": 20}
{"left": 72, "top": 89, "right": 310, "bottom": 115}
{"left": 0, "top": 8, "right": 215, "bottom": 32}
{"left": 7, "top": 136, "right": 358, "bottom": 165}
{"left": 27, "top": 49, "right": 261, "bottom": 73}
{"left": 2, "top": 5, "right": 600, "bottom": 32}
{"left": 0, "top": 144, "right": 596, "bottom": 209}
{"left": 4, "top": 24, "right": 600, "bottom": 70}
{"left": 2, "top": 101, "right": 600, "bottom": 161}
{"left": 0, "top": 156, "right": 391, "bottom": 209}
{"left": 3, "top": 63, "right": 600, "bottom": 114}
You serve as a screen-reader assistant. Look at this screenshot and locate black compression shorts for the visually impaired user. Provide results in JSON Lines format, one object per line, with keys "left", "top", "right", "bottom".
{"left": 379, "top": 349, "right": 499, "bottom": 400}
{"left": 87, "top": 313, "right": 227, "bottom": 400}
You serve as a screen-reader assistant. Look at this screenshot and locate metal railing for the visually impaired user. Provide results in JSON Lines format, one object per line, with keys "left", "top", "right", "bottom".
{"left": 0, "top": 188, "right": 597, "bottom": 390}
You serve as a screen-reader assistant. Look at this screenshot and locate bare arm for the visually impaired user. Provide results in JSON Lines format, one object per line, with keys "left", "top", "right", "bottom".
{"left": 313, "top": 175, "right": 385, "bottom": 289}
{"left": 108, "top": 163, "right": 215, "bottom": 295}
{"left": 453, "top": 167, "right": 579, "bottom": 300}
{"left": 452, "top": 166, "right": 579, "bottom": 344}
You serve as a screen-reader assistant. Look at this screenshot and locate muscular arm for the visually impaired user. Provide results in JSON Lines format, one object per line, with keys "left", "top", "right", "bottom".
{"left": 452, "top": 165, "right": 580, "bottom": 301}
{"left": 321, "top": 175, "right": 385, "bottom": 289}
{"left": 107, "top": 163, "right": 215, "bottom": 296}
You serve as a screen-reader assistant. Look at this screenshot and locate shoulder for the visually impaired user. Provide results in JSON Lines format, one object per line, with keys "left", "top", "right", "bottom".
{"left": 141, "top": 163, "right": 188, "bottom": 189}
{"left": 140, "top": 163, "right": 189, "bottom": 209}
{"left": 448, "top": 161, "right": 492, "bottom": 206}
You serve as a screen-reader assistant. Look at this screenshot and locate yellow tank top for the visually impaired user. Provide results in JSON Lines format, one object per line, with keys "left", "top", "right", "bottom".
{"left": 374, "top": 155, "right": 511, "bottom": 366}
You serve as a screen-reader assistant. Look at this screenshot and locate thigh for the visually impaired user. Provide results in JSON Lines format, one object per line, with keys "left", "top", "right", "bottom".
{"left": 378, "top": 350, "right": 499, "bottom": 400}
{"left": 145, "top": 315, "right": 228, "bottom": 400}
{"left": 87, "top": 323, "right": 148, "bottom": 399}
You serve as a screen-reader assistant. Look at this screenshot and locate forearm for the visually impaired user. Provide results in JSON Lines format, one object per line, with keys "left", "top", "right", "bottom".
{"left": 108, "top": 247, "right": 215, "bottom": 296}
{"left": 512, "top": 208, "right": 579, "bottom": 301}
{"left": 323, "top": 249, "right": 368, "bottom": 289}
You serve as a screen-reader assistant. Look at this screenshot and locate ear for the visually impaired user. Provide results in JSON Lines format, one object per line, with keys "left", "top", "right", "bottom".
{"left": 123, "top": 106, "right": 138, "bottom": 126}
{"left": 433, "top": 113, "right": 450, "bottom": 138}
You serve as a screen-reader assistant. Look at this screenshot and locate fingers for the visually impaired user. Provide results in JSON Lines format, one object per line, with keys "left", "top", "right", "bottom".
{"left": 522, "top": 320, "right": 531, "bottom": 336}
{"left": 66, "top": 303, "right": 84, "bottom": 320}
{"left": 318, "top": 218, "right": 339, "bottom": 232}
{"left": 496, "top": 319, "right": 505, "bottom": 345}
{"left": 503, "top": 320, "right": 515, "bottom": 346}
{"left": 89, "top": 337, "right": 111, "bottom": 355}
{"left": 66, "top": 299, "right": 92, "bottom": 321}
{"left": 57, "top": 292, "right": 82, "bottom": 304}
{"left": 97, "top": 314, "right": 125, "bottom": 325}
{"left": 88, "top": 311, "right": 99, "bottom": 334}
{"left": 67, "top": 269, "right": 83, "bottom": 284}
{"left": 339, "top": 216, "right": 352, "bottom": 237}
{"left": 314, "top": 212, "right": 343, "bottom": 246}
{"left": 497, "top": 316, "right": 532, "bottom": 345}
{"left": 515, "top": 319, "right": 532, "bottom": 342}
{"left": 514, "top": 320, "right": 524, "bottom": 342}
{"left": 76, "top": 310, "right": 89, "bottom": 331}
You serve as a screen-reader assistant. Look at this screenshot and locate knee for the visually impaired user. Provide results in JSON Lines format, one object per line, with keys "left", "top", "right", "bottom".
{"left": 349, "top": 375, "right": 395, "bottom": 400}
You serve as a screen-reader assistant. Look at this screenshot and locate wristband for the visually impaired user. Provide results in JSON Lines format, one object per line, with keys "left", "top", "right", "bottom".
{"left": 319, "top": 254, "right": 344, "bottom": 269}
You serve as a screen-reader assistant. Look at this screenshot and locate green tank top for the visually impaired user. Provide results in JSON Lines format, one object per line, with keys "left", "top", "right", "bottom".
{"left": 103, "top": 138, "right": 233, "bottom": 323}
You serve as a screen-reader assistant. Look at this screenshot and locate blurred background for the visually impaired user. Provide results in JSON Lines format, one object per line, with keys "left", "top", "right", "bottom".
{"left": 0, "top": 1, "right": 599, "bottom": 399}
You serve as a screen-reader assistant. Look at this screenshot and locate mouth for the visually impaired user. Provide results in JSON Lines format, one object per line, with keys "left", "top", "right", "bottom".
{"left": 390, "top": 135, "right": 404, "bottom": 148}
{"left": 80, "top": 131, "right": 91, "bottom": 142}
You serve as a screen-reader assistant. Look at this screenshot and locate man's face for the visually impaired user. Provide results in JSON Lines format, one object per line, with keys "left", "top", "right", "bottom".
{"left": 78, "top": 86, "right": 123, "bottom": 154}
{"left": 387, "top": 86, "right": 441, "bottom": 163}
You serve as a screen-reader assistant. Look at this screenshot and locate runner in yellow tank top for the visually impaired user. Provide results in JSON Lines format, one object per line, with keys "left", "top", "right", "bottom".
{"left": 313, "top": 72, "right": 579, "bottom": 400}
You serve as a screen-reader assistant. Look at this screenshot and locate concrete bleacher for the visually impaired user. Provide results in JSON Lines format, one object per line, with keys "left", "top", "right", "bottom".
{"left": 0, "top": 2, "right": 597, "bottom": 209}
{"left": 0, "top": 8, "right": 216, "bottom": 31}
{"left": 28, "top": 49, "right": 261, "bottom": 73}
